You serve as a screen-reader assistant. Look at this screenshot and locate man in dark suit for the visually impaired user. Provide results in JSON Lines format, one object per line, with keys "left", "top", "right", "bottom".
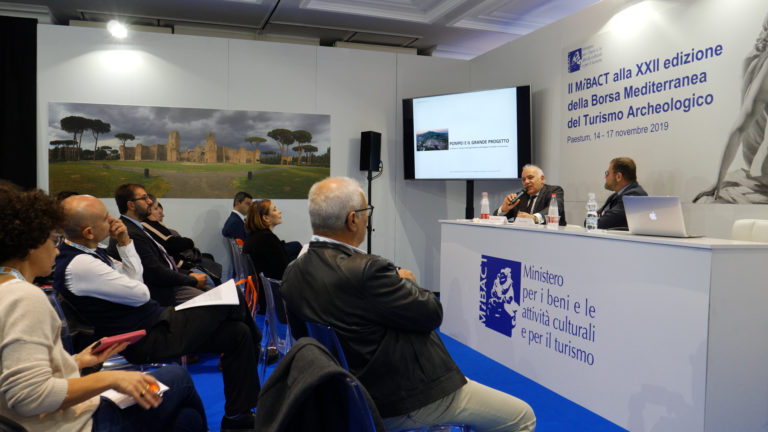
{"left": 57, "top": 194, "right": 265, "bottom": 431}
{"left": 222, "top": 191, "right": 253, "bottom": 241}
{"left": 597, "top": 157, "right": 648, "bottom": 229}
{"left": 496, "top": 164, "right": 566, "bottom": 225}
{"left": 109, "top": 183, "right": 206, "bottom": 306}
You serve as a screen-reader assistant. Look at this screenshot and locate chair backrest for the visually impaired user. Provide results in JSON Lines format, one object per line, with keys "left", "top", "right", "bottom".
{"left": 42, "top": 288, "right": 75, "bottom": 354}
{"left": 340, "top": 375, "right": 380, "bottom": 432}
{"left": 227, "top": 237, "right": 247, "bottom": 282}
{"left": 254, "top": 337, "right": 382, "bottom": 432}
{"left": 52, "top": 291, "right": 97, "bottom": 352}
{"left": 731, "top": 219, "right": 768, "bottom": 242}
{"left": 304, "top": 322, "right": 470, "bottom": 432}
{"left": 305, "top": 321, "right": 350, "bottom": 371}
{"left": 258, "top": 271, "right": 286, "bottom": 351}
{"left": 0, "top": 415, "right": 27, "bottom": 432}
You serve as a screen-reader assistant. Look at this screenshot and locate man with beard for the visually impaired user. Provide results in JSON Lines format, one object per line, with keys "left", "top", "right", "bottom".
{"left": 56, "top": 194, "right": 264, "bottom": 431}
{"left": 597, "top": 157, "right": 648, "bottom": 229}
{"left": 108, "top": 183, "right": 206, "bottom": 306}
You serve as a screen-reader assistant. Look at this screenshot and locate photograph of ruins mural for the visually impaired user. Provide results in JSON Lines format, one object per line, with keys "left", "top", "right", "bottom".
{"left": 48, "top": 102, "right": 331, "bottom": 198}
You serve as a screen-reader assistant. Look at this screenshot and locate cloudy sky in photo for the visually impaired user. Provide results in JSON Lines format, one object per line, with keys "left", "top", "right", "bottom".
{"left": 48, "top": 102, "right": 331, "bottom": 155}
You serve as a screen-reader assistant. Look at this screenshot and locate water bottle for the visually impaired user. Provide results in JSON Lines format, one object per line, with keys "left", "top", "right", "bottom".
{"left": 546, "top": 193, "right": 559, "bottom": 228}
{"left": 480, "top": 192, "right": 490, "bottom": 219}
{"left": 585, "top": 192, "right": 598, "bottom": 231}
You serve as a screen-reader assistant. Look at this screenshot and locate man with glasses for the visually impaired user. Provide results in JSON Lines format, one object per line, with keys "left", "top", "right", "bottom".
{"left": 280, "top": 176, "right": 535, "bottom": 432}
{"left": 597, "top": 157, "right": 648, "bottom": 229}
{"left": 55, "top": 194, "right": 265, "bottom": 431}
{"left": 108, "top": 183, "right": 206, "bottom": 306}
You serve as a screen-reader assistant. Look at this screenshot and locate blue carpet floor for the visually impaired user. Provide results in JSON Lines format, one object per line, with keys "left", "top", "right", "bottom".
{"left": 188, "top": 331, "right": 626, "bottom": 431}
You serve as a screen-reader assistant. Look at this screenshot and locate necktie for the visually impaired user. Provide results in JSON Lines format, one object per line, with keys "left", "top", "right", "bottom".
{"left": 527, "top": 195, "right": 538, "bottom": 213}
{"left": 598, "top": 194, "right": 617, "bottom": 216}
{"left": 143, "top": 228, "right": 178, "bottom": 271}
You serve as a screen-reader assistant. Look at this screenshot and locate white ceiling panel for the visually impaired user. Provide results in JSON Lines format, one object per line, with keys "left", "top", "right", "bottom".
{"left": 0, "top": 0, "right": 603, "bottom": 59}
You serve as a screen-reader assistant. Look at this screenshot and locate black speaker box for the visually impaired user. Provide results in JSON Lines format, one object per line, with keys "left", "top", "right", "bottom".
{"left": 360, "top": 131, "right": 381, "bottom": 171}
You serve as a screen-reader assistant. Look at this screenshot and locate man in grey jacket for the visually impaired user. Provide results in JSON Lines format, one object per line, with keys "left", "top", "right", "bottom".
{"left": 281, "top": 176, "right": 535, "bottom": 432}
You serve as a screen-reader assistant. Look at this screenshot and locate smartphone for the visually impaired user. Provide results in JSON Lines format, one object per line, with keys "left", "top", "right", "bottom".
{"left": 91, "top": 330, "right": 147, "bottom": 354}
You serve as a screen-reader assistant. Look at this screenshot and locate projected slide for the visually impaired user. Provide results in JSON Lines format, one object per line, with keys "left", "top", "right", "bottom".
{"left": 412, "top": 87, "right": 518, "bottom": 179}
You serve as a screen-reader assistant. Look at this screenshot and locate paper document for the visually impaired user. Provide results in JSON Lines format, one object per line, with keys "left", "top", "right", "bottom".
{"left": 175, "top": 279, "right": 239, "bottom": 311}
{"left": 101, "top": 380, "right": 169, "bottom": 409}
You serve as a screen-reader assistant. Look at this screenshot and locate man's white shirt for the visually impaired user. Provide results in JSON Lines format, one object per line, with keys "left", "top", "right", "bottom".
{"left": 64, "top": 241, "right": 150, "bottom": 306}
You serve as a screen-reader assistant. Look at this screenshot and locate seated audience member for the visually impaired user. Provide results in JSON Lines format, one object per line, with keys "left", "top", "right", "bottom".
{"left": 597, "top": 157, "right": 648, "bottom": 229}
{"left": 142, "top": 197, "right": 179, "bottom": 236}
{"left": 0, "top": 184, "right": 207, "bottom": 432}
{"left": 222, "top": 191, "right": 252, "bottom": 241}
{"left": 142, "top": 195, "right": 222, "bottom": 284}
{"left": 141, "top": 195, "right": 189, "bottom": 253}
{"left": 281, "top": 177, "right": 536, "bottom": 432}
{"left": 243, "top": 199, "right": 291, "bottom": 280}
{"left": 496, "top": 164, "right": 566, "bottom": 225}
{"left": 107, "top": 183, "right": 205, "bottom": 306}
{"left": 243, "top": 199, "right": 292, "bottom": 320}
{"left": 56, "top": 194, "right": 266, "bottom": 431}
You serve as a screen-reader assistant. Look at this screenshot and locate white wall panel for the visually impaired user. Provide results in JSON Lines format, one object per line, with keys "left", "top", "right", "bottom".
{"left": 316, "top": 46, "right": 398, "bottom": 260}
{"left": 395, "top": 53, "right": 470, "bottom": 287}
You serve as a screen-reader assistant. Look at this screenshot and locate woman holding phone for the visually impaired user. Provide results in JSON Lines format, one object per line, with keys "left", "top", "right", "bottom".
{"left": 0, "top": 182, "right": 207, "bottom": 432}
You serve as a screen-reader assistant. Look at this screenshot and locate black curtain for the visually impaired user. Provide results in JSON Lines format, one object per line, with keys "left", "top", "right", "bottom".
{"left": 0, "top": 16, "right": 37, "bottom": 189}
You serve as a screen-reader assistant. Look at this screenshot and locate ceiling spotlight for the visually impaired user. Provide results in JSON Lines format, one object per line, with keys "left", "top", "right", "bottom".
{"left": 107, "top": 20, "right": 128, "bottom": 39}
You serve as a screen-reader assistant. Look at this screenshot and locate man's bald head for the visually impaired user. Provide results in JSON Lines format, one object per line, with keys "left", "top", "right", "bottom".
{"left": 309, "top": 177, "right": 367, "bottom": 246}
{"left": 61, "top": 195, "right": 108, "bottom": 241}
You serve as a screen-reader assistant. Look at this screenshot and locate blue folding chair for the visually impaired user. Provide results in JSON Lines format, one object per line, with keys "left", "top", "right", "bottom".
{"left": 304, "top": 322, "right": 471, "bottom": 432}
{"left": 226, "top": 238, "right": 247, "bottom": 285}
{"left": 339, "top": 374, "right": 380, "bottom": 432}
{"left": 257, "top": 271, "right": 294, "bottom": 381}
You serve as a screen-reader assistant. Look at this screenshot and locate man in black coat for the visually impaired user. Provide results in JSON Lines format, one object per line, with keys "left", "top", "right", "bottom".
{"left": 496, "top": 164, "right": 566, "bottom": 226}
{"left": 108, "top": 183, "right": 207, "bottom": 306}
{"left": 598, "top": 157, "right": 648, "bottom": 229}
{"left": 281, "top": 176, "right": 535, "bottom": 432}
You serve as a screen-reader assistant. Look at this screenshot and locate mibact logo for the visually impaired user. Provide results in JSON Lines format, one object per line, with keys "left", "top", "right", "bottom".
{"left": 479, "top": 255, "right": 522, "bottom": 337}
{"left": 568, "top": 48, "right": 582, "bottom": 73}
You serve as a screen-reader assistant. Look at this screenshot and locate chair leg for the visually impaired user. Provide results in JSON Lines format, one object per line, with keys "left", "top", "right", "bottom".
{"left": 258, "top": 317, "right": 274, "bottom": 383}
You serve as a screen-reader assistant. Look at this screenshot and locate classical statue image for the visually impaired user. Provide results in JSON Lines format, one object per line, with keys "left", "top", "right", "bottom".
{"left": 488, "top": 267, "right": 519, "bottom": 333}
{"left": 695, "top": 13, "right": 768, "bottom": 203}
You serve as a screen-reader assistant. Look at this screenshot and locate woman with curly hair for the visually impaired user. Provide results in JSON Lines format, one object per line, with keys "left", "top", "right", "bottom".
{"left": 0, "top": 183, "right": 207, "bottom": 432}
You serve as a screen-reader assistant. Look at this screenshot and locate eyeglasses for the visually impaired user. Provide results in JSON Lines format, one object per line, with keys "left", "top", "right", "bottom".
{"left": 604, "top": 170, "right": 610, "bottom": 177}
{"left": 49, "top": 232, "right": 64, "bottom": 247}
{"left": 353, "top": 205, "right": 374, "bottom": 217}
{"left": 131, "top": 194, "right": 151, "bottom": 202}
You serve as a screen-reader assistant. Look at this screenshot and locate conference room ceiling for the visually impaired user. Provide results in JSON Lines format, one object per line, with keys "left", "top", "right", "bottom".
{"left": 1, "top": 0, "right": 600, "bottom": 59}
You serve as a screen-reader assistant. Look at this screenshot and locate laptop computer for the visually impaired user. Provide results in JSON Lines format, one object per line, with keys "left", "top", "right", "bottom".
{"left": 623, "top": 196, "right": 701, "bottom": 238}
